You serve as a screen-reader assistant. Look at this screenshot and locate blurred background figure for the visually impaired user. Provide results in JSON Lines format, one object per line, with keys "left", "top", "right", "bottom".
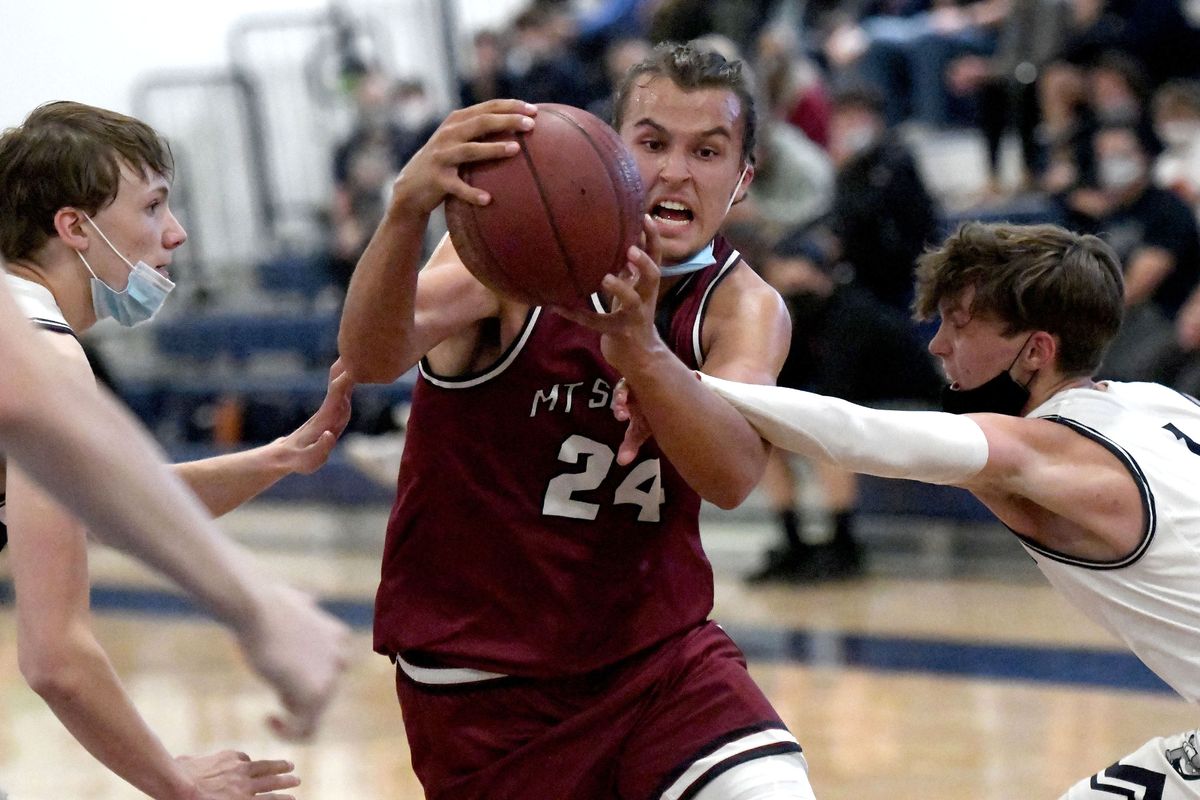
{"left": 749, "top": 233, "right": 942, "bottom": 583}
{"left": 945, "top": 0, "right": 1072, "bottom": 198}
{"left": 821, "top": 0, "right": 1005, "bottom": 128}
{"left": 459, "top": 29, "right": 517, "bottom": 106}
{"left": 1075, "top": 123, "right": 1200, "bottom": 383}
{"left": 325, "top": 69, "right": 439, "bottom": 295}
{"left": 824, "top": 85, "right": 940, "bottom": 312}
{"left": 1152, "top": 79, "right": 1200, "bottom": 216}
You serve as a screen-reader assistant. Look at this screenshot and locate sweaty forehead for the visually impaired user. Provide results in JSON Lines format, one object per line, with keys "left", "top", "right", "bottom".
{"left": 623, "top": 77, "right": 742, "bottom": 138}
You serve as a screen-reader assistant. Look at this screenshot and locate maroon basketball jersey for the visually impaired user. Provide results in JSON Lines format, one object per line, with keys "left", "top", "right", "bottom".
{"left": 373, "top": 238, "right": 743, "bottom": 676}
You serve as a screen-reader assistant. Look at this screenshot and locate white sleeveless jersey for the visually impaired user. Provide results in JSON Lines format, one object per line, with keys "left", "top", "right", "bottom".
{"left": 1023, "top": 381, "right": 1200, "bottom": 703}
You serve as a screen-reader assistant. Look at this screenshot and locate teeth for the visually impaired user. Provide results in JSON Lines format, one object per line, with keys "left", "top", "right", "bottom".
{"left": 652, "top": 215, "right": 690, "bottom": 227}
{"left": 658, "top": 200, "right": 691, "bottom": 211}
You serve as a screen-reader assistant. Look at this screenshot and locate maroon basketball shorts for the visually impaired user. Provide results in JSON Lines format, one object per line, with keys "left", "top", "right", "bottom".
{"left": 394, "top": 620, "right": 803, "bottom": 800}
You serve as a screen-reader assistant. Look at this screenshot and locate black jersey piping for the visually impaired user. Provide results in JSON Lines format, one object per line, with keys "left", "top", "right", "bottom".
{"left": 418, "top": 307, "right": 541, "bottom": 389}
{"left": 31, "top": 318, "right": 77, "bottom": 338}
{"left": 692, "top": 249, "right": 741, "bottom": 367}
{"left": 1013, "top": 415, "right": 1156, "bottom": 569}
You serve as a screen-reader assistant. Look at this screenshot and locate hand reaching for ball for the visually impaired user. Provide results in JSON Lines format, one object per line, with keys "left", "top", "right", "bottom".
{"left": 391, "top": 99, "right": 538, "bottom": 217}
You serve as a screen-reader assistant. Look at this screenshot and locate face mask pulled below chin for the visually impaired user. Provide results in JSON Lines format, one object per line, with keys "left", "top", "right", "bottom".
{"left": 942, "top": 332, "right": 1035, "bottom": 415}
{"left": 77, "top": 216, "right": 175, "bottom": 327}
{"left": 940, "top": 370, "right": 1031, "bottom": 415}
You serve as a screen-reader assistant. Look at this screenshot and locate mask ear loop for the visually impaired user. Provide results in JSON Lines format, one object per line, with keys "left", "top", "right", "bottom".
{"left": 82, "top": 213, "right": 138, "bottom": 271}
{"left": 1008, "top": 332, "right": 1037, "bottom": 388}
{"left": 723, "top": 164, "right": 750, "bottom": 217}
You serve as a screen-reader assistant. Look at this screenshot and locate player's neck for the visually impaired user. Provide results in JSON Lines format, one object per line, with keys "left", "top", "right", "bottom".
{"left": 1023, "top": 374, "right": 1096, "bottom": 415}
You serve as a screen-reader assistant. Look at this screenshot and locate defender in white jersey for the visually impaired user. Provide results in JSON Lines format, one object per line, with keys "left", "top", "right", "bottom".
{"left": 673, "top": 222, "right": 1200, "bottom": 798}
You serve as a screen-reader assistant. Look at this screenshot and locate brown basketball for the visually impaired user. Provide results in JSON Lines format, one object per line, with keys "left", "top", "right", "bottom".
{"left": 445, "top": 103, "right": 645, "bottom": 308}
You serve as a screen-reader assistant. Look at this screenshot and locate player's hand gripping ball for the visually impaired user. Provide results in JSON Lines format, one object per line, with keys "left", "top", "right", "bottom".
{"left": 445, "top": 103, "right": 645, "bottom": 308}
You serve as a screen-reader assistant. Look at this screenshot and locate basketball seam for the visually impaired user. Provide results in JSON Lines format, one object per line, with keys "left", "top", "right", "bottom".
{"left": 515, "top": 114, "right": 583, "bottom": 299}
{"left": 543, "top": 107, "right": 636, "bottom": 290}
{"left": 451, "top": 160, "right": 540, "bottom": 306}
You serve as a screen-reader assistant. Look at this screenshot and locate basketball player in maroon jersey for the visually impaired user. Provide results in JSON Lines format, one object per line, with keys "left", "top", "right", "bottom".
{"left": 339, "top": 42, "right": 815, "bottom": 799}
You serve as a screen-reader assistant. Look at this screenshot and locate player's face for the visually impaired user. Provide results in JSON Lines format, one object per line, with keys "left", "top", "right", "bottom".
{"left": 84, "top": 165, "right": 187, "bottom": 290}
{"left": 619, "top": 77, "right": 751, "bottom": 266}
{"left": 928, "top": 287, "right": 1029, "bottom": 390}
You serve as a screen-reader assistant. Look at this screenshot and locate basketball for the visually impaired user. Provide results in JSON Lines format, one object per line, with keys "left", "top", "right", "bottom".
{"left": 445, "top": 103, "right": 645, "bottom": 308}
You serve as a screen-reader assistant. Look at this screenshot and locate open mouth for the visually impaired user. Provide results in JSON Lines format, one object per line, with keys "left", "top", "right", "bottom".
{"left": 650, "top": 200, "right": 694, "bottom": 228}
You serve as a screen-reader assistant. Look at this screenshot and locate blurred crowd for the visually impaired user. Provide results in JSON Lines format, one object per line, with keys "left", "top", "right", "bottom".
{"left": 320, "top": 0, "right": 1200, "bottom": 581}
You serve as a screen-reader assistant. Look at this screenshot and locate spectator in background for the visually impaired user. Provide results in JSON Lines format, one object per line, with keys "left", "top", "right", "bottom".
{"left": 825, "top": 86, "right": 940, "bottom": 311}
{"left": 822, "top": 0, "right": 1005, "bottom": 128}
{"left": 749, "top": 233, "right": 943, "bottom": 582}
{"left": 758, "top": 23, "right": 833, "bottom": 149}
{"left": 724, "top": 115, "right": 835, "bottom": 250}
{"left": 647, "top": 0, "right": 777, "bottom": 56}
{"left": 1078, "top": 123, "right": 1200, "bottom": 383}
{"left": 946, "top": 0, "right": 1073, "bottom": 197}
{"left": 459, "top": 29, "right": 516, "bottom": 107}
{"left": 587, "top": 36, "right": 653, "bottom": 123}
{"left": 327, "top": 70, "right": 437, "bottom": 292}
{"left": 506, "top": 5, "right": 592, "bottom": 107}
{"left": 1152, "top": 80, "right": 1200, "bottom": 216}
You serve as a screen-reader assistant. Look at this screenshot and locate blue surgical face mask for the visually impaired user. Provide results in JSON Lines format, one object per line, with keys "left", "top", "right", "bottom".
{"left": 659, "top": 164, "right": 748, "bottom": 278}
{"left": 76, "top": 215, "right": 175, "bottom": 327}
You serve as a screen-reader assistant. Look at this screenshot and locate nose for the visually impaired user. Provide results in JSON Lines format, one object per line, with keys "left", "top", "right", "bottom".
{"left": 657, "top": 145, "right": 690, "bottom": 184}
{"left": 927, "top": 321, "right": 949, "bottom": 357}
{"left": 164, "top": 210, "right": 187, "bottom": 249}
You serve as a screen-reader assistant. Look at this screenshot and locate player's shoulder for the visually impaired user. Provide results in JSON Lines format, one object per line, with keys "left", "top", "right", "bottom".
{"left": 710, "top": 257, "right": 789, "bottom": 323}
{"left": 30, "top": 326, "right": 92, "bottom": 380}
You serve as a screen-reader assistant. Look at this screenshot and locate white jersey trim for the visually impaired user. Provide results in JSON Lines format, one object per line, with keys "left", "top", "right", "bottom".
{"left": 419, "top": 307, "right": 543, "bottom": 389}
{"left": 659, "top": 727, "right": 803, "bottom": 800}
{"left": 1017, "top": 415, "right": 1157, "bottom": 569}
{"left": 692, "top": 249, "right": 741, "bottom": 368}
{"left": 5, "top": 273, "right": 73, "bottom": 333}
{"left": 395, "top": 654, "right": 508, "bottom": 685}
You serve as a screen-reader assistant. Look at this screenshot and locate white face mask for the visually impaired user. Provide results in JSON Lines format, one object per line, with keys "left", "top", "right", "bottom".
{"left": 658, "top": 164, "right": 748, "bottom": 278}
{"left": 1157, "top": 120, "right": 1200, "bottom": 149}
{"left": 1098, "top": 155, "right": 1144, "bottom": 191}
{"left": 838, "top": 126, "right": 878, "bottom": 158}
{"left": 76, "top": 214, "right": 175, "bottom": 327}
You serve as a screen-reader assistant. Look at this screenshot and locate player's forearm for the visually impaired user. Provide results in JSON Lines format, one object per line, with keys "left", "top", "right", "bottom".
{"left": 621, "top": 348, "right": 770, "bottom": 508}
{"left": 702, "top": 375, "right": 989, "bottom": 485}
{"left": 173, "top": 445, "right": 290, "bottom": 518}
{"left": 7, "top": 386, "right": 268, "bottom": 630}
{"left": 20, "top": 630, "right": 194, "bottom": 800}
{"left": 338, "top": 206, "right": 428, "bottom": 383}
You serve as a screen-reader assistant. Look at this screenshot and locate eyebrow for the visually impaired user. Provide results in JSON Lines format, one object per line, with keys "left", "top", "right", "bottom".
{"left": 632, "top": 118, "right": 733, "bottom": 140}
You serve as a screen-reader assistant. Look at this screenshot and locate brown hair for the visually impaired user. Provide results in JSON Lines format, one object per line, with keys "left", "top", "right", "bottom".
{"left": 0, "top": 101, "right": 173, "bottom": 261}
{"left": 913, "top": 222, "right": 1124, "bottom": 376}
{"left": 611, "top": 40, "right": 758, "bottom": 165}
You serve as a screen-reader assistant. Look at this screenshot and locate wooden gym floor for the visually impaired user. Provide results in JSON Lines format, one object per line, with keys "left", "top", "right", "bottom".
{"left": 0, "top": 503, "right": 1192, "bottom": 799}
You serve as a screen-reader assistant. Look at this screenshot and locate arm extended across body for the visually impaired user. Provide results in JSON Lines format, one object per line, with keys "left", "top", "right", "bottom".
{"left": 561, "top": 226, "right": 792, "bottom": 508}
{"left": 701, "top": 375, "right": 1145, "bottom": 559}
{"left": 4, "top": 310, "right": 349, "bottom": 742}
{"left": 3, "top": 326, "right": 302, "bottom": 798}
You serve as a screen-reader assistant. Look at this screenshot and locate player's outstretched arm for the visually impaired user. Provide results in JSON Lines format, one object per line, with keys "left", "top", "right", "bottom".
{"left": 339, "top": 99, "right": 537, "bottom": 383}
{"left": 7, "top": 448, "right": 302, "bottom": 800}
{"left": 2, "top": 303, "right": 350, "bottom": 743}
{"left": 170, "top": 370, "right": 352, "bottom": 517}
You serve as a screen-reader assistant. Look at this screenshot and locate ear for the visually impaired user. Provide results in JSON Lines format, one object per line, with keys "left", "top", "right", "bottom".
{"left": 1026, "top": 330, "right": 1058, "bottom": 369}
{"left": 52, "top": 207, "right": 90, "bottom": 251}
